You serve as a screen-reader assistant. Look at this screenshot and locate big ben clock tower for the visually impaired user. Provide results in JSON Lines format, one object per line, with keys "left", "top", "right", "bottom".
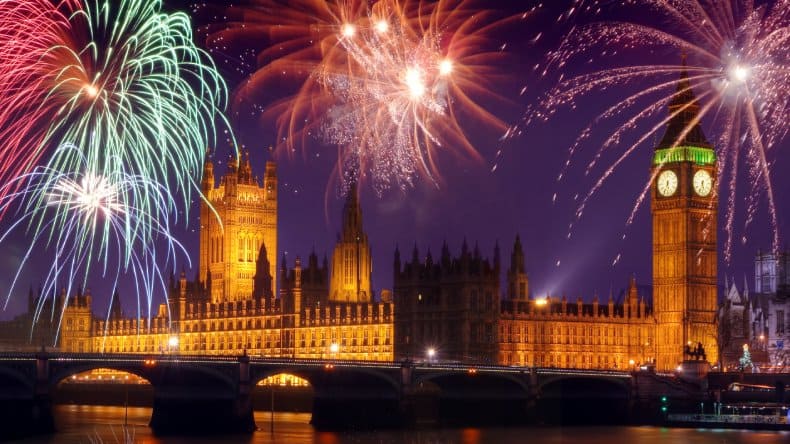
{"left": 652, "top": 60, "right": 719, "bottom": 371}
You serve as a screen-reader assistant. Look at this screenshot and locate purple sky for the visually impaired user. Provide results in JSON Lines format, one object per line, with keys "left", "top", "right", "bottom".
{"left": 1, "top": 0, "right": 786, "bottom": 320}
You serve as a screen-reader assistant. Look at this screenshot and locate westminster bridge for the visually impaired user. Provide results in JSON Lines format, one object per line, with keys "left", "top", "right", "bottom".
{"left": 0, "top": 352, "right": 760, "bottom": 437}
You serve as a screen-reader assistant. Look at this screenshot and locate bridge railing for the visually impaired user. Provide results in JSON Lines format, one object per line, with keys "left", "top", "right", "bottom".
{"left": 0, "top": 352, "right": 637, "bottom": 378}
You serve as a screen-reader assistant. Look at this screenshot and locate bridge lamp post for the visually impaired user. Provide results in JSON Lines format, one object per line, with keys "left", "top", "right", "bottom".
{"left": 168, "top": 336, "right": 179, "bottom": 355}
{"left": 330, "top": 342, "right": 339, "bottom": 359}
{"left": 427, "top": 347, "right": 436, "bottom": 364}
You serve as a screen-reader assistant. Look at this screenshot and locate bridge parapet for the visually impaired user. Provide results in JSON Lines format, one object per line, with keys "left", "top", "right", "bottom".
{"left": 0, "top": 353, "right": 689, "bottom": 436}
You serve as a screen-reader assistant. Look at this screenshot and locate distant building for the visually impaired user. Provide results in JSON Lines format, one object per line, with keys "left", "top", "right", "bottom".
{"left": 717, "top": 277, "right": 757, "bottom": 369}
{"left": 721, "top": 251, "right": 790, "bottom": 370}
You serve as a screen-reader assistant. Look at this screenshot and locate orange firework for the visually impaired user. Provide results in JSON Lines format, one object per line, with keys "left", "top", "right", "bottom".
{"left": 204, "top": 0, "right": 528, "bottom": 194}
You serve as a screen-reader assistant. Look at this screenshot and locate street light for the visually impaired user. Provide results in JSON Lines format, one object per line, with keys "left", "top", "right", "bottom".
{"left": 168, "top": 336, "right": 179, "bottom": 355}
{"left": 329, "top": 342, "right": 339, "bottom": 360}
{"left": 427, "top": 347, "right": 436, "bottom": 363}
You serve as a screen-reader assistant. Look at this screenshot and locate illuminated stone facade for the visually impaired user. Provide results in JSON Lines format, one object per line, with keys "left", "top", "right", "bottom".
{"left": 199, "top": 151, "right": 277, "bottom": 303}
{"left": 394, "top": 236, "right": 656, "bottom": 369}
{"left": 55, "top": 153, "right": 393, "bottom": 361}
{"left": 499, "top": 247, "right": 655, "bottom": 369}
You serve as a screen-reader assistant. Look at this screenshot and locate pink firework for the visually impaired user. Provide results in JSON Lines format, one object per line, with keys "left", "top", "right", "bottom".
{"left": 520, "top": 0, "right": 789, "bottom": 263}
{"left": 0, "top": 0, "right": 80, "bottom": 213}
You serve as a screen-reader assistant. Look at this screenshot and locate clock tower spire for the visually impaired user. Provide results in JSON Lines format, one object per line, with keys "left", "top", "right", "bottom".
{"left": 652, "top": 58, "right": 719, "bottom": 371}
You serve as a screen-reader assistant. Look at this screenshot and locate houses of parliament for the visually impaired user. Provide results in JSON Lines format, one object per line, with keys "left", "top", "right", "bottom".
{"left": 1, "top": 66, "right": 720, "bottom": 372}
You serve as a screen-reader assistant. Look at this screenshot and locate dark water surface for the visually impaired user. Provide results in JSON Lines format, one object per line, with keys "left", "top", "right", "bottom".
{"left": 9, "top": 405, "right": 790, "bottom": 443}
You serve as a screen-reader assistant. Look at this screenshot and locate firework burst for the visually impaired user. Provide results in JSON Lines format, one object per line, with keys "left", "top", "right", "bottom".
{"left": 204, "top": 0, "right": 526, "bottom": 194}
{"left": 0, "top": 0, "right": 232, "bottom": 216}
{"left": 521, "top": 0, "right": 789, "bottom": 263}
{"left": 0, "top": 144, "right": 186, "bottom": 337}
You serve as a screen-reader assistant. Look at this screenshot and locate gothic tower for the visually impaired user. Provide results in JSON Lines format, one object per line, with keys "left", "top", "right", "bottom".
{"left": 507, "top": 235, "right": 529, "bottom": 301}
{"left": 199, "top": 150, "right": 278, "bottom": 303}
{"left": 652, "top": 59, "right": 718, "bottom": 370}
{"left": 329, "top": 181, "right": 372, "bottom": 303}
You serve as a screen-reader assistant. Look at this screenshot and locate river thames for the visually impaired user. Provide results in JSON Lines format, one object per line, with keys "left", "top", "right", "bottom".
{"left": 8, "top": 405, "right": 789, "bottom": 444}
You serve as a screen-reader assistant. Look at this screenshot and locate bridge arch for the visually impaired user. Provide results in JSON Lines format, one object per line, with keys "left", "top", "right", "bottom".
{"left": 417, "top": 371, "right": 532, "bottom": 396}
{"left": 251, "top": 365, "right": 401, "bottom": 394}
{"left": 0, "top": 365, "right": 34, "bottom": 393}
{"left": 47, "top": 359, "right": 237, "bottom": 392}
{"left": 537, "top": 375, "right": 632, "bottom": 424}
{"left": 538, "top": 374, "right": 632, "bottom": 394}
{"left": 250, "top": 364, "right": 402, "bottom": 429}
{"left": 414, "top": 371, "right": 532, "bottom": 425}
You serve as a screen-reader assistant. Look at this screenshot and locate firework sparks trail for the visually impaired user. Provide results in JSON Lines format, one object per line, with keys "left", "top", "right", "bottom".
{"left": 204, "top": 0, "right": 529, "bottom": 195}
{"left": 512, "top": 0, "right": 789, "bottom": 264}
{"left": 0, "top": 0, "right": 232, "bottom": 218}
{"left": 0, "top": 144, "right": 187, "bottom": 341}
{"left": 0, "top": 0, "right": 77, "bottom": 213}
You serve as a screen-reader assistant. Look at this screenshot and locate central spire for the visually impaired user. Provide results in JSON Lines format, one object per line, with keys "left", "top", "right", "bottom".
{"left": 341, "top": 179, "right": 364, "bottom": 242}
{"left": 330, "top": 178, "right": 372, "bottom": 303}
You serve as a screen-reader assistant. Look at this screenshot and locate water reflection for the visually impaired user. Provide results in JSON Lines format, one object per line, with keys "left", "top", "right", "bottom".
{"left": 11, "top": 405, "right": 790, "bottom": 444}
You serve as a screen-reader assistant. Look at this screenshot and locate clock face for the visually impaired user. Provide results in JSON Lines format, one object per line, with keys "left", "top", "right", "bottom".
{"left": 693, "top": 169, "right": 713, "bottom": 197}
{"left": 657, "top": 170, "right": 678, "bottom": 196}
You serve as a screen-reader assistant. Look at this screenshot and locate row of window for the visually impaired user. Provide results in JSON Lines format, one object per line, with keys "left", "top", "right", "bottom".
{"left": 502, "top": 352, "right": 628, "bottom": 369}
{"left": 237, "top": 235, "right": 264, "bottom": 262}
{"left": 499, "top": 323, "right": 652, "bottom": 347}
{"left": 93, "top": 337, "right": 392, "bottom": 354}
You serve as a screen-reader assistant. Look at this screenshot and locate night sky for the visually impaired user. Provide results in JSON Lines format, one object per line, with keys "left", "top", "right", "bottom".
{"left": 1, "top": 0, "right": 787, "bottom": 320}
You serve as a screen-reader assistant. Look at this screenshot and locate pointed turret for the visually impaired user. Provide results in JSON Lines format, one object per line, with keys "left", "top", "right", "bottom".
{"left": 656, "top": 55, "right": 711, "bottom": 150}
{"left": 493, "top": 240, "right": 501, "bottom": 273}
{"left": 507, "top": 235, "right": 529, "bottom": 300}
{"left": 308, "top": 247, "right": 319, "bottom": 270}
{"left": 510, "top": 235, "right": 525, "bottom": 274}
{"left": 340, "top": 180, "right": 364, "bottom": 242}
{"left": 227, "top": 152, "right": 238, "bottom": 173}
{"left": 205, "top": 268, "right": 212, "bottom": 298}
{"left": 238, "top": 150, "right": 254, "bottom": 184}
{"left": 330, "top": 177, "right": 372, "bottom": 303}
{"left": 280, "top": 252, "right": 288, "bottom": 283}
{"left": 202, "top": 148, "right": 215, "bottom": 192}
{"left": 28, "top": 285, "right": 35, "bottom": 312}
{"left": 224, "top": 153, "right": 239, "bottom": 197}
{"left": 441, "top": 240, "right": 451, "bottom": 269}
{"left": 253, "top": 242, "right": 273, "bottom": 300}
{"left": 425, "top": 248, "right": 433, "bottom": 268}
{"left": 394, "top": 244, "right": 401, "bottom": 276}
{"left": 627, "top": 275, "right": 639, "bottom": 303}
{"left": 109, "top": 290, "right": 122, "bottom": 319}
{"left": 263, "top": 154, "right": 277, "bottom": 201}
